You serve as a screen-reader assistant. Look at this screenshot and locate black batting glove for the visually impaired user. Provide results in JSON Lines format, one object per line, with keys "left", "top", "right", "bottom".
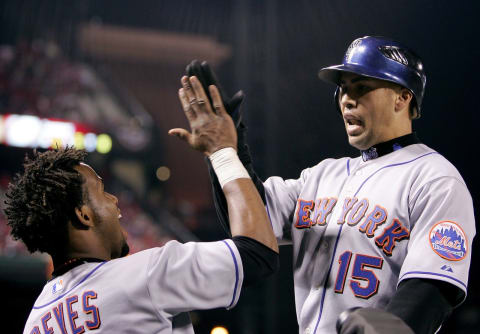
{"left": 186, "top": 60, "right": 245, "bottom": 127}
{"left": 189, "top": 60, "right": 265, "bottom": 195}
{"left": 185, "top": 60, "right": 251, "bottom": 164}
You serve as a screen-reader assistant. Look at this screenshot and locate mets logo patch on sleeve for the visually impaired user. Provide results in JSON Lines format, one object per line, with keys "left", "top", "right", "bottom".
{"left": 429, "top": 221, "right": 467, "bottom": 261}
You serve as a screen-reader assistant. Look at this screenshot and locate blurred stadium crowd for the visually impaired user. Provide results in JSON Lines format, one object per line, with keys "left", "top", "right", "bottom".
{"left": 0, "top": 40, "right": 206, "bottom": 275}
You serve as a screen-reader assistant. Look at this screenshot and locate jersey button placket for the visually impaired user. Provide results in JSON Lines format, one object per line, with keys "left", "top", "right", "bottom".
{"left": 344, "top": 165, "right": 359, "bottom": 195}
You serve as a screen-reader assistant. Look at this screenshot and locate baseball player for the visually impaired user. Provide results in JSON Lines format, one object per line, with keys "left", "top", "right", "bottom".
{"left": 4, "top": 75, "right": 279, "bottom": 333}
{"left": 189, "top": 36, "right": 476, "bottom": 333}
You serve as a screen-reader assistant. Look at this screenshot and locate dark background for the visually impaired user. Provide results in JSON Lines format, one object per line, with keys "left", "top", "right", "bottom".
{"left": 0, "top": 1, "right": 478, "bottom": 333}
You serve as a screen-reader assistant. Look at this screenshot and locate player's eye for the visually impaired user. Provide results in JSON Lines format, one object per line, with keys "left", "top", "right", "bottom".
{"left": 355, "top": 83, "right": 371, "bottom": 95}
{"left": 357, "top": 84, "right": 366, "bottom": 91}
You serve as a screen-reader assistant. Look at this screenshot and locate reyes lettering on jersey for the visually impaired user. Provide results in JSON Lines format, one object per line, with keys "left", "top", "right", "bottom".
{"left": 29, "top": 290, "right": 100, "bottom": 334}
{"left": 294, "top": 197, "right": 410, "bottom": 256}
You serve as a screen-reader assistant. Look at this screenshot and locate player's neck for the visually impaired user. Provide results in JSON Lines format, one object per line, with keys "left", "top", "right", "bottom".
{"left": 375, "top": 119, "right": 412, "bottom": 146}
{"left": 67, "top": 225, "right": 113, "bottom": 262}
{"left": 51, "top": 240, "right": 111, "bottom": 275}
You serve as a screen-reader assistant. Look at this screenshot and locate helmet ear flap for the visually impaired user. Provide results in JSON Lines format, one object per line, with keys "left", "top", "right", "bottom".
{"left": 334, "top": 86, "right": 342, "bottom": 115}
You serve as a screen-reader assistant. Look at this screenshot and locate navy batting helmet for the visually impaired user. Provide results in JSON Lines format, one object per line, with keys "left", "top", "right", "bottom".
{"left": 318, "top": 36, "right": 426, "bottom": 118}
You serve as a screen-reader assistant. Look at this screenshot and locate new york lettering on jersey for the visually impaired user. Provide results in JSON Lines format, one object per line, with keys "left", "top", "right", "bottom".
{"left": 295, "top": 196, "right": 410, "bottom": 257}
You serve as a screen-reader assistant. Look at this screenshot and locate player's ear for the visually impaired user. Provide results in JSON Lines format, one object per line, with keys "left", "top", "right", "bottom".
{"left": 395, "top": 88, "right": 413, "bottom": 113}
{"left": 74, "top": 205, "right": 95, "bottom": 228}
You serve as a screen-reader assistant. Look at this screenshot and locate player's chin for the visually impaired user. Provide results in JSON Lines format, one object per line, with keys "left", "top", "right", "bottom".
{"left": 110, "top": 243, "right": 129, "bottom": 260}
{"left": 346, "top": 127, "right": 367, "bottom": 148}
{"left": 347, "top": 135, "right": 368, "bottom": 150}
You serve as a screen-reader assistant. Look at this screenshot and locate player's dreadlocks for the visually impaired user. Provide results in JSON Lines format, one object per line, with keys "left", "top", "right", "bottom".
{"left": 4, "top": 147, "right": 88, "bottom": 255}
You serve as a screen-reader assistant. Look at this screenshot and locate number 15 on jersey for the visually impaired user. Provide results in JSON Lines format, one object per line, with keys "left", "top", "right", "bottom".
{"left": 334, "top": 251, "right": 383, "bottom": 299}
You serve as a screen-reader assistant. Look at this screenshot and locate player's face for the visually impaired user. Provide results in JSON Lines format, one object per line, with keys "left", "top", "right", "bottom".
{"left": 338, "top": 73, "right": 401, "bottom": 150}
{"left": 76, "top": 163, "right": 129, "bottom": 259}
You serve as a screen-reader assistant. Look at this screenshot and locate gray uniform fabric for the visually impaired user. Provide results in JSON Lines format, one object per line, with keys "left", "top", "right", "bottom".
{"left": 264, "top": 143, "right": 475, "bottom": 333}
{"left": 24, "top": 239, "right": 243, "bottom": 333}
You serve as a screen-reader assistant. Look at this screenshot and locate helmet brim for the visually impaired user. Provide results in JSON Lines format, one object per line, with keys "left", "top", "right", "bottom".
{"left": 318, "top": 64, "right": 406, "bottom": 87}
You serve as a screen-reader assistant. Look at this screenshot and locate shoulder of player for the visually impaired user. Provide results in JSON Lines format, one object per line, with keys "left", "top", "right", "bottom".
{"left": 307, "top": 156, "right": 355, "bottom": 176}
{"left": 114, "top": 240, "right": 237, "bottom": 266}
{"left": 103, "top": 246, "right": 175, "bottom": 270}
{"left": 395, "top": 144, "right": 471, "bottom": 198}
{"left": 403, "top": 144, "right": 464, "bottom": 179}
{"left": 263, "top": 156, "right": 353, "bottom": 186}
{"left": 288, "top": 156, "right": 358, "bottom": 184}
{"left": 30, "top": 246, "right": 196, "bottom": 312}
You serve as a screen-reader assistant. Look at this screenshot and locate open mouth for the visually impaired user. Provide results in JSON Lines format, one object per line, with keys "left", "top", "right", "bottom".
{"left": 344, "top": 116, "right": 364, "bottom": 135}
{"left": 346, "top": 118, "right": 362, "bottom": 126}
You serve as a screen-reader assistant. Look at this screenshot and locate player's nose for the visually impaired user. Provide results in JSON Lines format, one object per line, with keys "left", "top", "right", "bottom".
{"left": 339, "top": 92, "right": 357, "bottom": 111}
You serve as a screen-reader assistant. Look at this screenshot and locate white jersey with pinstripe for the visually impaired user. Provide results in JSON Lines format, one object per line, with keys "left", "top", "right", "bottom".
{"left": 264, "top": 143, "right": 475, "bottom": 334}
{"left": 23, "top": 239, "right": 243, "bottom": 334}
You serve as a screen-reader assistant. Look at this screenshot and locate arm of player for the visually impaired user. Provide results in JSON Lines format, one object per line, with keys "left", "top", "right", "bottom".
{"left": 185, "top": 60, "right": 266, "bottom": 237}
{"left": 385, "top": 278, "right": 457, "bottom": 333}
{"left": 336, "top": 279, "right": 457, "bottom": 334}
{"left": 169, "top": 75, "right": 278, "bottom": 253}
{"left": 185, "top": 61, "right": 301, "bottom": 244}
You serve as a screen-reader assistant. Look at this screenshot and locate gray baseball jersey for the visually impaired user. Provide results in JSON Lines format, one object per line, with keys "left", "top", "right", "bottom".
{"left": 264, "top": 143, "right": 475, "bottom": 333}
{"left": 24, "top": 239, "right": 243, "bottom": 333}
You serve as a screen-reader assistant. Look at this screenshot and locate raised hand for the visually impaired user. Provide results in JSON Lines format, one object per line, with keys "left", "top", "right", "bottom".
{"left": 186, "top": 60, "right": 245, "bottom": 127}
{"left": 168, "top": 76, "right": 237, "bottom": 156}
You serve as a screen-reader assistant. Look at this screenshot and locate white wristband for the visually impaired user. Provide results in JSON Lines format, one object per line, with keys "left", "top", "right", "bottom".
{"left": 209, "top": 147, "right": 251, "bottom": 188}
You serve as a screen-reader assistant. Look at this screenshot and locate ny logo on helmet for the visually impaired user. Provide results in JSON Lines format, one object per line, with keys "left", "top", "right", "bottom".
{"left": 345, "top": 39, "right": 362, "bottom": 62}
